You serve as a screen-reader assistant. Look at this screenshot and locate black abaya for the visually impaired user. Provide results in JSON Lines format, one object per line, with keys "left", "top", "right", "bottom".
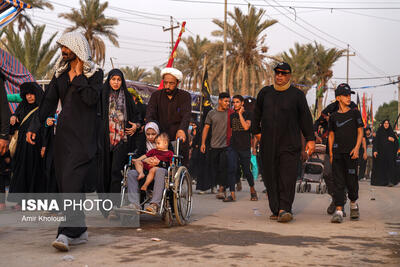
{"left": 371, "top": 125, "right": 398, "bottom": 186}
{"left": 8, "top": 82, "right": 45, "bottom": 202}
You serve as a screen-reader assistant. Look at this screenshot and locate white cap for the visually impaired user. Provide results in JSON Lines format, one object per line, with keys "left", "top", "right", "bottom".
{"left": 161, "top": 67, "right": 183, "bottom": 82}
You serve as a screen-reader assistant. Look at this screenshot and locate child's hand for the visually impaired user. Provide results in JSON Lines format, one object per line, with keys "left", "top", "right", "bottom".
{"left": 329, "top": 153, "right": 333, "bottom": 164}
{"left": 363, "top": 152, "right": 367, "bottom": 160}
{"left": 350, "top": 148, "right": 359, "bottom": 159}
{"left": 388, "top": 136, "right": 395, "bottom": 142}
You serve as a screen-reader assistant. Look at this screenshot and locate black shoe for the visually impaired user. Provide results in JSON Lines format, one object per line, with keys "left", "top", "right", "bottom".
{"left": 262, "top": 189, "right": 267, "bottom": 194}
{"left": 327, "top": 201, "right": 335, "bottom": 215}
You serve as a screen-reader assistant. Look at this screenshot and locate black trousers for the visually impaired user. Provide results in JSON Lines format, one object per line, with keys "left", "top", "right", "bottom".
{"left": 264, "top": 151, "right": 299, "bottom": 215}
{"left": 358, "top": 148, "right": 366, "bottom": 180}
{"left": 332, "top": 153, "right": 359, "bottom": 207}
{"left": 210, "top": 147, "right": 236, "bottom": 192}
{"left": 56, "top": 158, "right": 95, "bottom": 238}
{"left": 0, "top": 173, "right": 6, "bottom": 203}
{"left": 232, "top": 149, "right": 254, "bottom": 187}
{"left": 109, "top": 143, "right": 128, "bottom": 206}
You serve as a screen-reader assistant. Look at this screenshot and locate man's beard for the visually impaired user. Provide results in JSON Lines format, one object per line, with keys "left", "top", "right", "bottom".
{"left": 62, "top": 53, "right": 76, "bottom": 62}
{"left": 164, "top": 88, "right": 174, "bottom": 95}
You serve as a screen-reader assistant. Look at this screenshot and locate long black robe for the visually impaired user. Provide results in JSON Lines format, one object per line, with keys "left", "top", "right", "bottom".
{"left": 29, "top": 68, "right": 103, "bottom": 193}
{"left": 0, "top": 75, "right": 10, "bottom": 142}
{"left": 371, "top": 125, "right": 398, "bottom": 186}
{"left": 42, "top": 125, "right": 58, "bottom": 193}
{"left": 253, "top": 85, "right": 314, "bottom": 213}
{"left": 97, "top": 69, "right": 141, "bottom": 197}
{"left": 8, "top": 82, "right": 45, "bottom": 202}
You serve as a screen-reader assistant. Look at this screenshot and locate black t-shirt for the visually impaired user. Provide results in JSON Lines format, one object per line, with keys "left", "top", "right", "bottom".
{"left": 230, "top": 111, "right": 251, "bottom": 151}
{"left": 329, "top": 109, "right": 364, "bottom": 154}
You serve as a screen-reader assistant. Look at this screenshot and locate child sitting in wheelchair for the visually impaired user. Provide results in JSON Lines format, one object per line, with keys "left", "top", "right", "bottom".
{"left": 133, "top": 133, "right": 174, "bottom": 191}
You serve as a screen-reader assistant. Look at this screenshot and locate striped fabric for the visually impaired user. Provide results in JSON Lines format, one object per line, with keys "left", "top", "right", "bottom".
{"left": 0, "top": 0, "right": 31, "bottom": 29}
{"left": 0, "top": 48, "right": 35, "bottom": 112}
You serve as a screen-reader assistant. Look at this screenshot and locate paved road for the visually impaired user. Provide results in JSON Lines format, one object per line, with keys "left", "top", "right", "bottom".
{"left": 0, "top": 180, "right": 399, "bottom": 266}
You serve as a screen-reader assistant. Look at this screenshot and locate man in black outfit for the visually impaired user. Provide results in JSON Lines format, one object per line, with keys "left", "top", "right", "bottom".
{"left": 314, "top": 91, "right": 359, "bottom": 215}
{"left": 253, "top": 62, "right": 315, "bottom": 223}
{"left": 328, "top": 83, "right": 363, "bottom": 223}
{"left": 145, "top": 68, "right": 192, "bottom": 165}
{"left": 27, "top": 32, "right": 103, "bottom": 251}
{"left": 230, "top": 95, "right": 257, "bottom": 201}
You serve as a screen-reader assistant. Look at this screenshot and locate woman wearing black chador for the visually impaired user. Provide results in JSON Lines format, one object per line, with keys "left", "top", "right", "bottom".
{"left": 8, "top": 82, "right": 44, "bottom": 208}
{"left": 372, "top": 119, "right": 399, "bottom": 186}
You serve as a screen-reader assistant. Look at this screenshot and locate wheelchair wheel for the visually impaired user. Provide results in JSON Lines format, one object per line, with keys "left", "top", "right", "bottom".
{"left": 173, "top": 166, "right": 193, "bottom": 226}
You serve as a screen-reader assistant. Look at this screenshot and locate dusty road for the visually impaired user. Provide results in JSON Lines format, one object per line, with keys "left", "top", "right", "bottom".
{"left": 0, "top": 180, "right": 399, "bottom": 267}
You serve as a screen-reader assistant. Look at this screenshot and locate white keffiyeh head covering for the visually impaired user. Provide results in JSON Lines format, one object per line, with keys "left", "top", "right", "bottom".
{"left": 54, "top": 32, "right": 99, "bottom": 78}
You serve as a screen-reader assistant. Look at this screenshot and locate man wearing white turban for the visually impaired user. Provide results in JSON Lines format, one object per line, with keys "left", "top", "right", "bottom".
{"left": 146, "top": 67, "right": 192, "bottom": 165}
{"left": 27, "top": 32, "right": 103, "bottom": 251}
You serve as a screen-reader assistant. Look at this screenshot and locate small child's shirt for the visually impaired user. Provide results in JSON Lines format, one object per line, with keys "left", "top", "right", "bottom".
{"left": 329, "top": 109, "right": 364, "bottom": 154}
{"left": 143, "top": 149, "right": 174, "bottom": 171}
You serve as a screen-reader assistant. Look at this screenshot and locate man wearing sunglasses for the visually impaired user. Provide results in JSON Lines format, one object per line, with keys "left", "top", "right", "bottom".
{"left": 253, "top": 62, "right": 315, "bottom": 223}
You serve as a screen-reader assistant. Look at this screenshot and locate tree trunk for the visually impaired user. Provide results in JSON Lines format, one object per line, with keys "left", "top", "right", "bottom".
{"left": 241, "top": 64, "right": 248, "bottom": 96}
{"left": 316, "top": 78, "right": 327, "bottom": 118}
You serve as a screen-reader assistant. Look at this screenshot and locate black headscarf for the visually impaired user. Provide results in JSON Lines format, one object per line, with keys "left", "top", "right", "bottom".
{"left": 377, "top": 119, "right": 394, "bottom": 135}
{"left": 105, "top": 69, "right": 127, "bottom": 94}
{"left": 14, "top": 82, "right": 43, "bottom": 120}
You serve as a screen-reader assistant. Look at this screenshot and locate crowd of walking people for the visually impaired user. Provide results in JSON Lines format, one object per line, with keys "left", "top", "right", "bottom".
{"left": 0, "top": 32, "right": 399, "bottom": 252}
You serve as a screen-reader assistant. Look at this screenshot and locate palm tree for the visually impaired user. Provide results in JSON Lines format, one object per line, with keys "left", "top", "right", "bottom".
{"left": 175, "top": 35, "right": 210, "bottom": 91}
{"left": 59, "top": 0, "right": 119, "bottom": 66}
{"left": 212, "top": 6, "right": 277, "bottom": 96}
{"left": 1, "top": 25, "right": 58, "bottom": 79}
{"left": 313, "top": 43, "right": 345, "bottom": 116}
{"left": 143, "top": 66, "right": 162, "bottom": 85}
{"left": 15, "top": 0, "right": 53, "bottom": 30}
{"left": 280, "top": 43, "right": 316, "bottom": 95}
{"left": 120, "top": 66, "right": 150, "bottom": 82}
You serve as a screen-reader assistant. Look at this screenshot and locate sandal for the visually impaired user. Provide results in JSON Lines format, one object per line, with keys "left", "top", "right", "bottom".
{"left": 250, "top": 192, "right": 258, "bottom": 201}
{"left": 223, "top": 195, "right": 236, "bottom": 202}
{"left": 146, "top": 203, "right": 159, "bottom": 215}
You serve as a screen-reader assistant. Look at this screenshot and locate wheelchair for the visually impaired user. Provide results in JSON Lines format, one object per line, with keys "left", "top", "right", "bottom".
{"left": 115, "top": 139, "right": 193, "bottom": 227}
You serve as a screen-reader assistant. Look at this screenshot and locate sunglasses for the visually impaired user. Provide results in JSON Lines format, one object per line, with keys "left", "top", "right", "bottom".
{"left": 275, "top": 70, "right": 290, "bottom": 76}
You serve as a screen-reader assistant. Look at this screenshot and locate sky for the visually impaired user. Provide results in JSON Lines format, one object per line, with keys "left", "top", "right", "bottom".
{"left": 26, "top": 0, "right": 400, "bottom": 115}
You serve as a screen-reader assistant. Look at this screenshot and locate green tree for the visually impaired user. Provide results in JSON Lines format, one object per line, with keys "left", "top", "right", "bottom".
{"left": 15, "top": 0, "right": 53, "bottom": 30}
{"left": 313, "top": 43, "right": 345, "bottom": 117}
{"left": 374, "top": 100, "right": 398, "bottom": 130}
{"left": 143, "top": 66, "right": 162, "bottom": 85}
{"left": 120, "top": 66, "right": 150, "bottom": 82}
{"left": 280, "top": 43, "right": 316, "bottom": 95}
{"left": 59, "top": 0, "right": 119, "bottom": 66}
{"left": 212, "top": 6, "right": 277, "bottom": 96}
{"left": 1, "top": 25, "right": 58, "bottom": 79}
{"left": 175, "top": 35, "right": 210, "bottom": 91}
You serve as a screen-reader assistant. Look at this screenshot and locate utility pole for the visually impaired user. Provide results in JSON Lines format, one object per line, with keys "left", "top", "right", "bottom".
{"left": 346, "top": 44, "right": 356, "bottom": 84}
{"left": 163, "top": 16, "right": 180, "bottom": 54}
{"left": 398, "top": 76, "right": 400, "bottom": 118}
{"left": 222, "top": 0, "right": 227, "bottom": 94}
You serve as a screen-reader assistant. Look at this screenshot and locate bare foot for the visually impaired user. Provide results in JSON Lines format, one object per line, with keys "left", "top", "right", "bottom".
{"left": 141, "top": 185, "right": 148, "bottom": 191}
{"left": 138, "top": 172, "right": 145, "bottom": 180}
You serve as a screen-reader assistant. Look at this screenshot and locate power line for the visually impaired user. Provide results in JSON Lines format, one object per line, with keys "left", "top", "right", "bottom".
{"left": 260, "top": 0, "right": 346, "bottom": 49}
{"left": 170, "top": 0, "right": 400, "bottom": 9}
{"left": 108, "top": 6, "right": 170, "bottom": 22}
{"left": 333, "top": 75, "right": 398, "bottom": 80}
{"left": 118, "top": 18, "right": 164, "bottom": 27}
{"left": 338, "top": 9, "right": 400, "bottom": 23}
